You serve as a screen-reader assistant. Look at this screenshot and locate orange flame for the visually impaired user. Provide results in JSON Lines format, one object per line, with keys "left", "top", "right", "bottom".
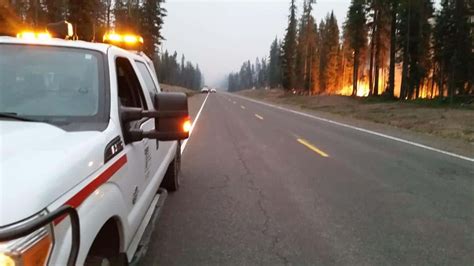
{"left": 338, "top": 82, "right": 370, "bottom": 97}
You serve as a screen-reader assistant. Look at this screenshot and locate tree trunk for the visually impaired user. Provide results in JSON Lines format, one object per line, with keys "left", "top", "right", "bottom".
{"left": 401, "top": 54, "right": 409, "bottom": 99}
{"left": 448, "top": 66, "right": 454, "bottom": 104}
{"left": 415, "top": 81, "right": 421, "bottom": 99}
{"left": 353, "top": 50, "right": 359, "bottom": 96}
{"left": 430, "top": 66, "right": 436, "bottom": 98}
{"left": 438, "top": 64, "right": 444, "bottom": 98}
{"left": 388, "top": 1, "right": 397, "bottom": 98}
{"left": 369, "top": 9, "right": 378, "bottom": 96}
{"left": 308, "top": 55, "right": 312, "bottom": 95}
{"left": 401, "top": 0, "right": 411, "bottom": 100}
{"left": 374, "top": 16, "right": 381, "bottom": 96}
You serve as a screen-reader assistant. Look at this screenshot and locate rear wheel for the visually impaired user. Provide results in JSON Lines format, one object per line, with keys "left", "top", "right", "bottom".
{"left": 161, "top": 142, "right": 181, "bottom": 192}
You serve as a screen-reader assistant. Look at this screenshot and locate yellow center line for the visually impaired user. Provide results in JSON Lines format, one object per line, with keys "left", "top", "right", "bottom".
{"left": 241, "top": 105, "right": 246, "bottom": 110}
{"left": 255, "top": 114, "right": 264, "bottom": 120}
{"left": 297, "top": 138, "right": 329, "bottom": 158}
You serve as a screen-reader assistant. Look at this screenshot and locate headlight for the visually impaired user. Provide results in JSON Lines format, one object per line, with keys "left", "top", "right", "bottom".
{"left": 0, "top": 223, "right": 54, "bottom": 266}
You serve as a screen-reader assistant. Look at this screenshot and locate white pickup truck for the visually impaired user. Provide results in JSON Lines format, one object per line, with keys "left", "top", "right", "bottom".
{"left": 0, "top": 31, "right": 189, "bottom": 265}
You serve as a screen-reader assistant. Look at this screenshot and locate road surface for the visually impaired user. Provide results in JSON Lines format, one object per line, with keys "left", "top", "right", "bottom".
{"left": 140, "top": 92, "right": 474, "bottom": 265}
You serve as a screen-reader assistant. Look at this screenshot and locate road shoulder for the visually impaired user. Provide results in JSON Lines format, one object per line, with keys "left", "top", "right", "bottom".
{"left": 231, "top": 91, "right": 474, "bottom": 159}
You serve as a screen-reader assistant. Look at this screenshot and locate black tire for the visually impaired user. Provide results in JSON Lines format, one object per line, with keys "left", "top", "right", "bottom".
{"left": 85, "top": 256, "right": 111, "bottom": 266}
{"left": 161, "top": 142, "right": 181, "bottom": 192}
{"left": 85, "top": 254, "right": 127, "bottom": 266}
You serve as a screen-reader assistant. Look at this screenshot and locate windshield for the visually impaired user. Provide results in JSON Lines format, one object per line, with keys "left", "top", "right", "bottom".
{"left": 0, "top": 45, "right": 107, "bottom": 129}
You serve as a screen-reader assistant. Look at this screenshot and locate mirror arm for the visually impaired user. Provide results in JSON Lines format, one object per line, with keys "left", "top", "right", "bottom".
{"left": 129, "top": 129, "right": 188, "bottom": 141}
{"left": 142, "top": 130, "right": 189, "bottom": 141}
{"left": 128, "top": 130, "right": 145, "bottom": 142}
{"left": 121, "top": 106, "right": 188, "bottom": 123}
{"left": 142, "top": 110, "right": 188, "bottom": 118}
{"left": 120, "top": 107, "right": 143, "bottom": 122}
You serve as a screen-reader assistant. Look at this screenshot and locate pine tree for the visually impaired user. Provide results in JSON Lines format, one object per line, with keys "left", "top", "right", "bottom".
{"left": 268, "top": 37, "right": 282, "bottom": 88}
{"left": 325, "top": 12, "right": 340, "bottom": 93}
{"left": 44, "top": 0, "right": 67, "bottom": 22}
{"left": 345, "top": 0, "right": 368, "bottom": 96}
{"left": 318, "top": 19, "right": 327, "bottom": 93}
{"left": 260, "top": 57, "right": 268, "bottom": 88}
{"left": 281, "top": 0, "right": 298, "bottom": 90}
{"left": 309, "top": 21, "right": 320, "bottom": 95}
{"left": 387, "top": 0, "right": 398, "bottom": 98}
{"left": 295, "top": 0, "right": 317, "bottom": 93}
{"left": 341, "top": 25, "right": 355, "bottom": 91}
{"left": 68, "top": 0, "right": 105, "bottom": 41}
{"left": 367, "top": 0, "right": 391, "bottom": 96}
{"left": 140, "top": 0, "right": 166, "bottom": 55}
{"left": 434, "top": 0, "right": 472, "bottom": 101}
{"left": 295, "top": 1, "right": 309, "bottom": 91}
{"left": 398, "top": 0, "right": 434, "bottom": 99}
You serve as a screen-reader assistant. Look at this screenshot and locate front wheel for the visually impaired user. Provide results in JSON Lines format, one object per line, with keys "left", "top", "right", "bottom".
{"left": 161, "top": 142, "right": 181, "bottom": 192}
{"left": 85, "top": 254, "right": 127, "bottom": 266}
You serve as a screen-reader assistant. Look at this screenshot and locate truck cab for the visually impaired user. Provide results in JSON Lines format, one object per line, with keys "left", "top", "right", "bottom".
{"left": 0, "top": 33, "right": 189, "bottom": 265}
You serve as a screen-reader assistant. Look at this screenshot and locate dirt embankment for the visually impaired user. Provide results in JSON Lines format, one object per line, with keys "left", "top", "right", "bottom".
{"left": 238, "top": 89, "right": 474, "bottom": 150}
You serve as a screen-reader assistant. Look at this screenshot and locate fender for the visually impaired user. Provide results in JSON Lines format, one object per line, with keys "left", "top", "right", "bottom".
{"left": 48, "top": 183, "right": 129, "bottom": 265}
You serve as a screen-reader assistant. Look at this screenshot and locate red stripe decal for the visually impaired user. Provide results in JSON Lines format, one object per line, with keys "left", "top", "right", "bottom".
{"left": 54, "top": 155, "right": 127, "bottom": 225}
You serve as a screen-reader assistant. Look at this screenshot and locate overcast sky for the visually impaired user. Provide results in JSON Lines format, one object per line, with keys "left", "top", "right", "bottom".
{"left": 160, "top": 0, "right": 439, "bottom": 87}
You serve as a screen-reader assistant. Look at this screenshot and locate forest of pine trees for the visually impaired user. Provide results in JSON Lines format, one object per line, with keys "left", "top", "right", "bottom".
{"left": 0, "top": 0, "right": 203, "bottom": 90}
{"left": 154, "top": 51, "right": 203, "bottom": 91}
{"left": 228, "top": 0, "right": 473, "bottom": 101}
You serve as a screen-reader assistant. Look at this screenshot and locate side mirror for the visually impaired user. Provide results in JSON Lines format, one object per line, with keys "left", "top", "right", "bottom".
{"left": 120, "top": 92, "right": 190, "bottom": 142}
{"left": 152, "top": 92, "right": 190, "bottom": 141}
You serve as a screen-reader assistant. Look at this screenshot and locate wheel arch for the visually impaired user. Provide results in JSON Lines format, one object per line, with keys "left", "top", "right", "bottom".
{"left": 87, "top": 216, "right": 125, "bottom": 258}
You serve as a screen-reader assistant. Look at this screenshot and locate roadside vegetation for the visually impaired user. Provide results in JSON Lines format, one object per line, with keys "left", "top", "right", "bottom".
{"left": 228, "top": 0, "right": 473, "bottom": 104}
{"left": 0, "top": 0, "right": 204, "bottom": 91}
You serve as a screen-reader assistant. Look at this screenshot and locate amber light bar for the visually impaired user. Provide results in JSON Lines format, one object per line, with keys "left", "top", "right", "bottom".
{"left": 16, "top": 31, "right": 52, "bottom": 41}
{"left": 103, "top": 32, "right": 144, "bottom": 45}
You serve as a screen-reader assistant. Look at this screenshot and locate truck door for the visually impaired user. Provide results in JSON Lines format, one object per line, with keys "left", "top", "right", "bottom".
{"left": 114, "top": 57, "right": 155, "bottom": 233}
{"left": 134, "top": 60, "right": 173, "bottom": 177}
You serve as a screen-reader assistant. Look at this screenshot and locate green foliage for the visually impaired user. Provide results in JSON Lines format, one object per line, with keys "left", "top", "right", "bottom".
{"left": 268, "top": 38, "right": 283, "bottom": 88}
{"left": 295, "top": 0, "right": 318, "bottom": 93}
{"left": 319, "top": 12, "right": 340, "bottom": 93}
{"left": 281, "top": 0, "right": 298, "bottom": 90}
{"left": 228, "top": 58, "right": 270, "bottom": 92}
{"left": 155, "top": 51, "right": 203, "bottom": 90}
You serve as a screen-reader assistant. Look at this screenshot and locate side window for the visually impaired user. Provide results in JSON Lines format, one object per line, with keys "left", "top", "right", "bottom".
{"left": 116, "top": 57, "right": 148, "bottom": 110}
{"left": 135, "top": 61, "right": 159, "bottom": 101}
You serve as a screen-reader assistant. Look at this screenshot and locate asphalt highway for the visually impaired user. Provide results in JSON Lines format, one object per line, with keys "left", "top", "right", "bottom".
{"left": 140, "top": 92, "right": 474, "bottom": 266}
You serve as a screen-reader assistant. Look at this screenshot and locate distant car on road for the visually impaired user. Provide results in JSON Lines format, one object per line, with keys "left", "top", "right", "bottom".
{"left": 210, "top": 88, "right": 217, "bottom": 93}
{"left": 201, "top": 87, "right": 209, "bottom": 93}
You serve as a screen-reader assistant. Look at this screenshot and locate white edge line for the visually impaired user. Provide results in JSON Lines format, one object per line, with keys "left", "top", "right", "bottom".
{"left": 228, "top": 93, "right": 474, "bottom": 162}
{"left": 181, "top": 93, "right": 209, "bottom": 154}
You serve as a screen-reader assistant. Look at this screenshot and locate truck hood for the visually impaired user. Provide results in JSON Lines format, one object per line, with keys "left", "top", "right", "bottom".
{"left": 0, "top": 121, "right": 107, "bottom": 226}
